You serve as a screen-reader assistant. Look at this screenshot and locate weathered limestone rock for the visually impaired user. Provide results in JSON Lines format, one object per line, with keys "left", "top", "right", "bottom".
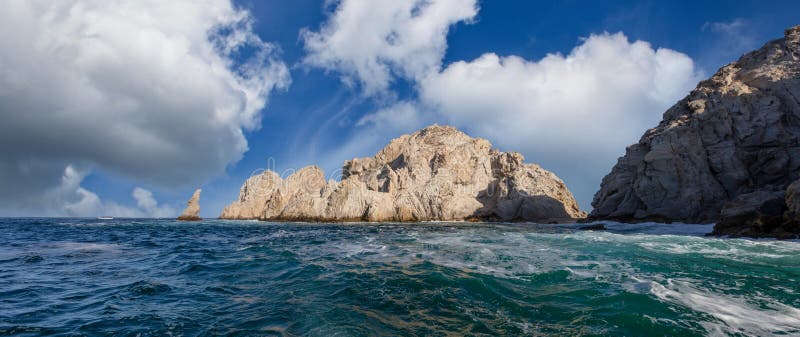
{"left": 219, "top": 171, "right": 280, "bottom": 219}
{"left": 221, "top": 125, "right": 586, "bottom": 222}
{"left": 177, "top": 189, "right": 201, "bottom": 221}
{"left": 591, "top": 26, "right": 800, "bottom": 237}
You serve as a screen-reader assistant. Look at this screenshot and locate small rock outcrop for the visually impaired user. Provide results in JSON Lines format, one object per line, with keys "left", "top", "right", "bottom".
{"left": 177, "top": 189, "right": 202, "bottom": 221}
{"left": 591, "top": 26, "right": 800, "bottom": 238}
{"left": 221, "top": 125, "right": 585, "bottom": 222}
{"left": 785, "top": 179, "right": 800, "bottom": 222}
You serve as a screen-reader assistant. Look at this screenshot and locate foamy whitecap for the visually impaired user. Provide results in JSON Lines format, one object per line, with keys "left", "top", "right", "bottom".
{"left": 52, "top": 242, "right": 124, "bottom": 253}
{"left": 649, "top": 278, "right": 800, "bottom": 336}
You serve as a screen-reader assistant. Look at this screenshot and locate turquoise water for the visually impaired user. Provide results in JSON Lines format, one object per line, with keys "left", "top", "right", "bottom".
{"left": 1, "top": 219, "right": 798, "bottom": 336}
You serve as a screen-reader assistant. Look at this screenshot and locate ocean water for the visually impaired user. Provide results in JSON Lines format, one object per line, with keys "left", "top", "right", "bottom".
{"left": 1, "top": 219, "right": 798, "bottom": 336}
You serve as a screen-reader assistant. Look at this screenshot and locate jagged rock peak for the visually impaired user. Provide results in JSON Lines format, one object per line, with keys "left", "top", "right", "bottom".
{"left": 221, "top": 124, "right": 585, "bottom": 222}
{"left": 177, "top": 189, "right": 202, "bottom": 221}
{"left": 591, "top": 25, "right": 800, "bottom": 238}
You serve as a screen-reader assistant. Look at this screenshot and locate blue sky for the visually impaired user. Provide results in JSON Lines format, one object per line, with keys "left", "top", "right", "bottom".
{"left": 1, "top": 0, "right": 799, "bottom": 217}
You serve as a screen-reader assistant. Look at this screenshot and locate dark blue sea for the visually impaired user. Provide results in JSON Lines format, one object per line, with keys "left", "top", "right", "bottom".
{"left": 1, "top": 218, "right": 798, "bottom": 336}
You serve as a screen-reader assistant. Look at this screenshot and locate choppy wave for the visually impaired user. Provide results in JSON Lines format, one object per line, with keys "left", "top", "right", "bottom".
{"left": 0, "top": 218, "right": 797, "bottom": 336}
{"left": 648, "top": 278, "right": 800, "bottom": 336}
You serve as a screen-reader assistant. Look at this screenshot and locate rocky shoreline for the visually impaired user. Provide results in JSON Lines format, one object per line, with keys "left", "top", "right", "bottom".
{"left": 194, "top": 25, "right": 800, "bottom": 239}
{"left": 590, "top": 25, "right": 800, "bottom": 238}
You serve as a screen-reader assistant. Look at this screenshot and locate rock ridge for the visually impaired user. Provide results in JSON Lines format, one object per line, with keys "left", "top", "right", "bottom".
{"left": 591, "top": 25, "right": 800, "bottom": 238}
{"left": 221, "top": 125, "right": 585, "bottom": 222}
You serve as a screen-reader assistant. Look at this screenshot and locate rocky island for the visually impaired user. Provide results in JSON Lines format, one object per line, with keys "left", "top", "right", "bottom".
{"left": 591, "top": 25, "right": 800, "bottom": 238}
{"left": 221, "top": 125, "right": 585, "bottom": 222}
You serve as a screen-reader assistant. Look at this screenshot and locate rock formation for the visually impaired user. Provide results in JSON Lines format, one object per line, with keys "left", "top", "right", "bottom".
{"left": 221, "top": 125, "right": 585, "bottom": 222}
{"left": 177, "top": 189, "right": 202, "bottom": 221}
{"left": 784, "top": 179, "right": 800, "bottom": 223}
{"left": 591, "top": 25, "right": 800, "bottom": 238}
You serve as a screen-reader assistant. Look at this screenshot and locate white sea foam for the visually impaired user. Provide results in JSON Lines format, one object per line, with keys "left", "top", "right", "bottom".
{"left": 51, "top": 242, "right": 124, "bottom": 253}
{"left": 649, "top": 278, "right": 800, "bottom": 336}
{"left": 637, "top": 241, "right": 790, "bottom": 259}
{"left": 251, "top": 223, "right": 799, "bottom": 336}
{"left": 402, "top": 230, "right": 635, "bottom": 280}
{"left": 565, "top": 228, "right": 800, "bottom": 265}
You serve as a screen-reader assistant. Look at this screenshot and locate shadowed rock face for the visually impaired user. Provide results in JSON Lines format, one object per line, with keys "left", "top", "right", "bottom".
{"left": 221, "top": 125, "right": 586, "bottom": 222}
{"left": 591, "top": 25, "right": 800, "bottom": 238}
{"left": 177, "top": 189, "right": 201, "bottom": 221}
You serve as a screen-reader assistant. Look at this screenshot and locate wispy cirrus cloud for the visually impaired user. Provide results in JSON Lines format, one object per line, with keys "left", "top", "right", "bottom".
{"left": 700, "top": 19, "right": 759, "bottom": 70}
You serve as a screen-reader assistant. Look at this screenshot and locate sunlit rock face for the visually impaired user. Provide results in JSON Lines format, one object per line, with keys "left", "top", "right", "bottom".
{"left": 221, "top": 125, "right": 585, "bottom": 222}
{"left": 177, "top": 189, "right": 202, "bottom": 221}
{"left": 592, "top": 26, "right": 800, "bottom": 238}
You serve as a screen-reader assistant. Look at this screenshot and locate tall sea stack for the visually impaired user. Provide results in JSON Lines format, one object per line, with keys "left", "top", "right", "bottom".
{"left": 177, "top": 189, "right": 202, "bottom": 221}
{"left": 592, "top": 26, "right": 800, "bottom": 238}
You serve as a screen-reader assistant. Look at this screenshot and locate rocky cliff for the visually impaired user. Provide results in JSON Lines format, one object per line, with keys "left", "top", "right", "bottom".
{"left": 221, "top": 125, "right": 585, "bottom": 222}
{"left": 591, "top": 26, "right": 800, "bottom": 238}
{"left": 177, "top": 189, "right": 202, "bottom": 221}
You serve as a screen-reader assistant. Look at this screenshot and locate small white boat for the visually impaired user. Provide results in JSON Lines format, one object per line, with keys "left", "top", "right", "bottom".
{"left": 97, "top": 216, "right": 114, "bottom": 220}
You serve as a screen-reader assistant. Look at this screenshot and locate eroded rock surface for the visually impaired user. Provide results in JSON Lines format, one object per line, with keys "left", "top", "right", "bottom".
{"left": 177, "top": 189, "right": 202, "bottom": 221}
{"left": 785, "top": 179, "right": 800, "bottom": 223}
{"left": 712, "top": 191, "right": 786, "bottom": 237}
{"left": 221, "top": 125, "right": 585, "bottom": 222}
{"left": 591, "top": 26, "right": 800, "bottom": 238}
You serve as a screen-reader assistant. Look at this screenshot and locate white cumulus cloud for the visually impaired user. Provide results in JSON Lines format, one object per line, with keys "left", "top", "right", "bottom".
{"left": 301, "top": 0, "right": 478, "bottom": 95}
{"left": 0, "top": 0, "right": 290, "bottom": 215}
{"left": 415, "top": 33, "right": 702, "bottom": 207}
{"left": 49, "top": 166, "right": 175, "bottom": 217}
{"left": 132, "top": 187, "right": 176, "bottom": 218}
{"left": 302, "top": 0, "right": 703, "bottom": 209}
{"left": 420, "top": 32, "right": 700, "bottom": 163}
